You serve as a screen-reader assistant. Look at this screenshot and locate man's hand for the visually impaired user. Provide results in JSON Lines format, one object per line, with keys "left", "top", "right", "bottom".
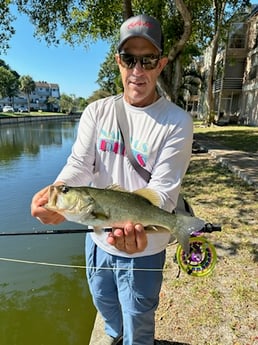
{"left": 107, "top": 222, "right": 147, "bottom": 254}
{"left": 31, "top": 185, "right": 65, "bottom": 225}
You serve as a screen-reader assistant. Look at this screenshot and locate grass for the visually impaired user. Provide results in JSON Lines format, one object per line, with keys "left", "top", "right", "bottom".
{"left": 155, "top": 125, "right": 258, "bottom": 345}
{"left": 194, "top": 123, "right": 258, "bottom": 152}
{"left": 0, "top": 111, "right": 63, "bottom": 117}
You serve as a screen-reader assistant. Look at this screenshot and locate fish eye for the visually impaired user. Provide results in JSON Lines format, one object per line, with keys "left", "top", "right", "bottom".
{"left": 61, "top": 185, "right": 69, "bottom": 194}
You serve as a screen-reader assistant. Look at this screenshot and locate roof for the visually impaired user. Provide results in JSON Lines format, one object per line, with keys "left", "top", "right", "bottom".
{"left": 35, "top": 81, "right": 59, "bottom": 89}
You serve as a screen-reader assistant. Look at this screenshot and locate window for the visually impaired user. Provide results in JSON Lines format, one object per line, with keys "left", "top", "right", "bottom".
{"left": 228, "top": 22, "right": 246, "bottom": 48}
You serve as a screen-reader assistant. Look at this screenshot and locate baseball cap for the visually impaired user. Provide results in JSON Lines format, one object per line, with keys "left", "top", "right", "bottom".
{"left": 117, "top": 14, "right": 163, "bottom": 53}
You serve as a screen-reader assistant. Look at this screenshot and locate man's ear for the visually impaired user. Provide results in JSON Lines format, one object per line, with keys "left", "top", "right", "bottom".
{"left": 115, "top": 53, "right": 120, "bottom": 64}
{"left": 159, "top": 56, "right": 168, "bottom": 72}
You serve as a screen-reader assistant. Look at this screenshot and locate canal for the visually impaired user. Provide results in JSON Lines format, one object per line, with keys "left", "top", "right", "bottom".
{"left": 0, "top": 119, "right": 96, "bottom": 345}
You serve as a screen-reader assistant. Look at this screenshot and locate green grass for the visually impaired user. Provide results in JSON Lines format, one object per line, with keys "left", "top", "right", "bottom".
{"left": 0, "top": 111, "right": 64, "bottom": 117}
{"left": 156, "top": 124, "right": 257, "bottom": 343}
{"left": 194, "top": 124, "right": 258, "bottom": 152}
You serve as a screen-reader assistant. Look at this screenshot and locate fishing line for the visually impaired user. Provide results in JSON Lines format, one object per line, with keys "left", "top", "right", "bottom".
{"left": 0, "top": 256, "right": 171, "bottom": 272}
{"left": 0, "top": 229, "right": 177, "bottom": 272}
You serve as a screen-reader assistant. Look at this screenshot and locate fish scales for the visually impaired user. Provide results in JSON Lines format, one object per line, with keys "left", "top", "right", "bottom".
{"left": 45, "top": 185, "right": 205, "bottom": 252}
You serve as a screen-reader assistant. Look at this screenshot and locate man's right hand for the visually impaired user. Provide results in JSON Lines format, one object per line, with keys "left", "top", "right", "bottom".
{"left": 31, "top": 185, "right": 65, "bottom": 224}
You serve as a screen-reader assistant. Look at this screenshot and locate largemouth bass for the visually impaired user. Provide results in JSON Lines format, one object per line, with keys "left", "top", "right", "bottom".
{"left": 45, "top": 184, "right": 205, "bottom": 252}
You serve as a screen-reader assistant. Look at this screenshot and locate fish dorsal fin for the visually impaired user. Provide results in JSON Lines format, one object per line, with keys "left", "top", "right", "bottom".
{"left": 106, "top": 184, "right": 128, "bottom": 192}
{"left": 133, "top": 188, "right": 161, "bottom": 207}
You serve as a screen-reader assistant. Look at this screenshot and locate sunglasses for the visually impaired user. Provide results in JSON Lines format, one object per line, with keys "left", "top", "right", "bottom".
{"left": 119, "top": 53, "right": 160, "bottom": 70}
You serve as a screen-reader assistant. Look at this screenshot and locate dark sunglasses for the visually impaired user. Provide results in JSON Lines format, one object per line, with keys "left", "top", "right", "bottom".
{"left": 119, "top": 53, "right": 160, "bottom": 70}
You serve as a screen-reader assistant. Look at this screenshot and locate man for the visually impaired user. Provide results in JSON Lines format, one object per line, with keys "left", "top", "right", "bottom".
{"left": 31, "top": 14, "right": 193, "bottom": 345}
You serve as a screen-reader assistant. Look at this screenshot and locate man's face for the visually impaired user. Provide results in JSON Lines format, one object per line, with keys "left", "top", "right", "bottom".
{"left": 115, "top": 37, "right": 168, "bottom": 107}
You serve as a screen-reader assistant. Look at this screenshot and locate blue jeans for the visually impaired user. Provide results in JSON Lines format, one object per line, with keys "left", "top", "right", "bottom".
{"left": 86, "top": 235, "right": 166, "bottom": 345}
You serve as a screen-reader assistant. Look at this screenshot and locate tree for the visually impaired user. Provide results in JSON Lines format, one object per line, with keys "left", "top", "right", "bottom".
{"left": 46, "top": 96, "right": 59, "bottom": 112}
{"left": 97, "top": 47, "right": 121, "bottom": 95}
{"left": 19, "top": 75, "right": 36, "bottom": 112}
{"left": 1, "top": 0, "right": 252, "bottom": 108}
{"left": 0, "top": 60, "right": 20, "bottom": 106}
{"left": 59, "top": 93, "right": 76, "bottom": 114}
{"left": 77, "top": 97, "right": 88, "bottom": 111}
{"left": 86, "top": 89, "right": 112, "bottom": 104}
{"left": 0, "top": 66, "right": 19, "bottom": 105}
{"left": 0, "top": 1, "right": 15, "bottom": 52}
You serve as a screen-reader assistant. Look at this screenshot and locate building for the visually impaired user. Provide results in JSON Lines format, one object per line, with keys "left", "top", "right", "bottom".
{"left": 0, "top": 81, "right": 60, "bottom": 112}
{"left": 241, "top": 6, "right": 258, "bottom": 125}
{"left": 201, "top": 4, "right": 258, "bottom": 126}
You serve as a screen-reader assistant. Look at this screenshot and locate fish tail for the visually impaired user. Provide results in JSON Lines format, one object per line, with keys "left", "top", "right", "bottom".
{"left": 174, "top": 214, "right": 205, "bottom": 253}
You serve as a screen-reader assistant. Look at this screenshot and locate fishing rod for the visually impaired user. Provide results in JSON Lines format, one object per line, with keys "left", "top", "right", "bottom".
{"left": 0, "top": 223, "right": 221, "bottom": 237}
{"left": 0, "top": 228, "right": 112, "bottom": 236}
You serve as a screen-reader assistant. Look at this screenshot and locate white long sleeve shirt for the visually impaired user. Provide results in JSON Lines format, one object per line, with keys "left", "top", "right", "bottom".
{"left": 55, "top": 95, "right": 193, "bottom": 257}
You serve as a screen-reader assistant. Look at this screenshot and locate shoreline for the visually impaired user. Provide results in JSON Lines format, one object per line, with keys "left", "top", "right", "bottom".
{"left": 0, "top": 114, "right": 81, "bottom": 126}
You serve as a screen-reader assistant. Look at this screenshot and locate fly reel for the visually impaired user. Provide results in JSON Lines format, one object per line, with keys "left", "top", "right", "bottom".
{"left": 175, "top": 236, "right": 217, "bottom": 277}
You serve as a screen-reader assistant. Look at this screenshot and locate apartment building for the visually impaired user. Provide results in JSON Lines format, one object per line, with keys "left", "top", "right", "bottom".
{"left": 30, "top": 81, "right": 60, "bottom": 111}
{"left": 241, "top": 6, "right": 258, "bottom": 125}
{"left": 202, "top": 4, "right": 258, "bottom": 126}
{"left": 0, "top": 81, "right": 60, "bottom": 112}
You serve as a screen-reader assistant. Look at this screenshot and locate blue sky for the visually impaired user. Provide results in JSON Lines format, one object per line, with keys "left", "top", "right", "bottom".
{"left": 0, "top": 12, "right": 111, "bottom": 99}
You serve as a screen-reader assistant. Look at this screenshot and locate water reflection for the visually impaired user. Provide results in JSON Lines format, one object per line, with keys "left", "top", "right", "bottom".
{"left": 0, "top": 121, "right": 76, "bottom": 165}
{"left": 0, "top": 120, "right": 96, "bottom": 345}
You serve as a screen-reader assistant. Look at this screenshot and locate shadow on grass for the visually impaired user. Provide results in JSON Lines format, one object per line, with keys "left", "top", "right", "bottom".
{"left": 194, "top": 130, "right": 258, "bottom": 153}
{"left": 182, "top": 157, "right": 258, "bottom": 263}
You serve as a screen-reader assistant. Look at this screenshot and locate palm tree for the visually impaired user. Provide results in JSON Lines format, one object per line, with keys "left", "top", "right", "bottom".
{"left": 19, "top": 75, "right": 36, "bottom": 112}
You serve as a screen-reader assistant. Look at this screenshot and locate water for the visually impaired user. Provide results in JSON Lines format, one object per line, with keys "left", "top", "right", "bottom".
{"left": 0, "top": 120, "right": 96, "bottom": 345}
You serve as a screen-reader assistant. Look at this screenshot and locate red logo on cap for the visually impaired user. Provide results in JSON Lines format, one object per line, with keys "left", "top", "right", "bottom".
{"left": 128, "top": 20, "right": 153, "bottom": 30}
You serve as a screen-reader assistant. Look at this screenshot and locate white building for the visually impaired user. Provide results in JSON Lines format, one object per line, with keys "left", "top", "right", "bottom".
{"left": 0, "top": 81, "right": 60, "bottom": 112}
{"left": 30, "top": 81, "right": 60, "bottom": 111}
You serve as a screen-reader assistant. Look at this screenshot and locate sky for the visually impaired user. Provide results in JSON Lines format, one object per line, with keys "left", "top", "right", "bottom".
{"left": 0, "top": 11, "right": 111, "bottom": 99}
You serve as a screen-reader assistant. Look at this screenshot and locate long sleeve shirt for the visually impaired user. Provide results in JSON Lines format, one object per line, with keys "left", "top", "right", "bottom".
{"left": 55, "top": 95, "right": 193, "bottom": 257}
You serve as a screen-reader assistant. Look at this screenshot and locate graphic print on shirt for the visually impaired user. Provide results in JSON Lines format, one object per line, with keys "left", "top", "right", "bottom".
{"left": 98, "top": 128, "right": 148, "bottom": 167}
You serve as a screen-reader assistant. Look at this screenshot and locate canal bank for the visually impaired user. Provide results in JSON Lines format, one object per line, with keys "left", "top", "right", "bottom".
{"left": 0, "top": 114, "right": 81, "bottom": 126}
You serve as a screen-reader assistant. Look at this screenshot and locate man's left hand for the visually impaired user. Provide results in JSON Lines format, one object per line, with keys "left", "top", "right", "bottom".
{"left": 107, "top": 222, "right": 147, "bottom": 254}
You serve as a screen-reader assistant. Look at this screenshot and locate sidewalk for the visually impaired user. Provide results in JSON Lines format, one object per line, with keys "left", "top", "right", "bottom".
{"left": 193, "top": 134, "right": 258, "bottom": 189}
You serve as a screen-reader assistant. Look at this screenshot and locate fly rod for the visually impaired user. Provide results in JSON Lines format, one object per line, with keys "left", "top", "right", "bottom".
{"left": 0, "top": 228, "right": 112, "bottom": 236}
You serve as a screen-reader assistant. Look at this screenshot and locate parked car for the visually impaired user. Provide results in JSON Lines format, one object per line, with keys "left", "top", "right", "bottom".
{"left": 3, "top": 106, "right": 14, "bottom": 113}
{"left": 18, "top": 106, "right": 29, "bottom": 113}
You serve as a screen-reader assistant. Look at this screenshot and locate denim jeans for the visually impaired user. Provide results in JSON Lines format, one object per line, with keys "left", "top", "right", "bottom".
{"left": 86, "top": 234, "right": 166, "bottom": 345}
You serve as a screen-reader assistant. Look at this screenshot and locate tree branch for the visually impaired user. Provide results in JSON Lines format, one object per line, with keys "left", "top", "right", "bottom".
{"left": 168, "top": 0, "right": 192, "bottom": 61}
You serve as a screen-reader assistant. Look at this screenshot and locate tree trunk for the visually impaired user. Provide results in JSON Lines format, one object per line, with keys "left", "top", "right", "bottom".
{"left": 122, "top": 0, "right": 134, "bottom": 19}
{"left": 168, "top": 0, "right": 192, "bottom": 62}
{"left": 160, "top": 0, "right": 192, "bottom": 102}
{"left": 205, "top": 0, "right": 226, "bottom": 123}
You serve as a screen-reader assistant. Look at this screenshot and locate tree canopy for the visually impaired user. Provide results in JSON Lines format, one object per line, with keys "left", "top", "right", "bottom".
{"left": 0, "top": 0, "right": 252, "bottom": 110}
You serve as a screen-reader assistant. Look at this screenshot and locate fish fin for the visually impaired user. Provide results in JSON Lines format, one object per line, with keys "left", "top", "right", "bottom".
{"left": 144, "top": 225, "right": 169, "bottom": 233}
{"left": 144, "top": 225, "right": 158, "bottom": 231}
{"left": 80, "top": 196, "right": 110, "bottom": 221}
{"left": 92, "top": 210, "right": 109, "bottom": 220}
{"left": 174, "top": 214, "right": 205, "bottom": 254}
{"left": 106, "top": 184, "right": 128, "bottom": 192}
{"left": 133, "top": 188, "right": 162, "bottom": 207}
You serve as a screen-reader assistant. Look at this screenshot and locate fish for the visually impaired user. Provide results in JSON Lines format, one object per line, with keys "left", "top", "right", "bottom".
{"left": 45, "top": 184, "right": 205, "bottom": 253}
